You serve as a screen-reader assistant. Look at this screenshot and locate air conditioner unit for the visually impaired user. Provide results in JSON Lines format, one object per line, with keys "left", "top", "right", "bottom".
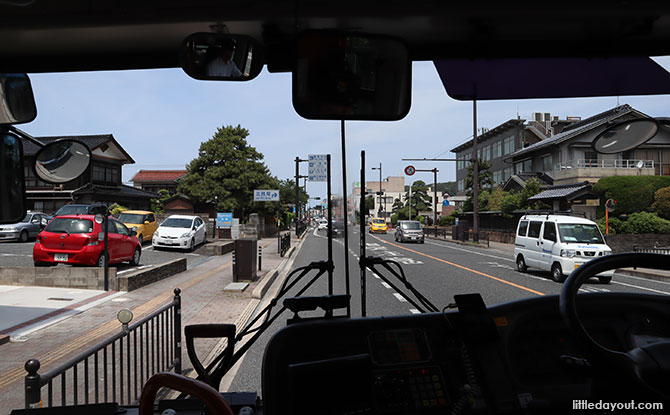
{"left": 532, "top": 112, "right": 543, "bottom": 122}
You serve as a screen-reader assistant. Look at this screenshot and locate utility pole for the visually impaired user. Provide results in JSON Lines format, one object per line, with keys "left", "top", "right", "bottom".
{"left": 472, "top": 95, "right": 480, "bottom": 242}
{"left": 433, "top": 168, "right": 438, "bottom": 229}
{"left": 371, "top": 163, "right": 383, "bottom": 219}
{"left": 294, "top": 156, "right": 307, "bottom": 235}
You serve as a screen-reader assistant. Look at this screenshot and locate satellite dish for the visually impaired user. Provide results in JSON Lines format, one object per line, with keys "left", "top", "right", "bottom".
{"left": 636, "top": 160, "right": 645, "bottom": 169}
{"left": 592, "top": 118, "right": 659, "bottom": 154}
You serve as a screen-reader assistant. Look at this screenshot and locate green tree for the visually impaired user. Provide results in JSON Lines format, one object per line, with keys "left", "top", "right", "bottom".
{"left": 593, "top": 176, "right": 670, "bottom": 217}
{"left": 487, "top": 187, "right": 505, "bottom": 211}
{"left": 465, "top": 158, "right": 493, "bottom": 198}
{"left": 500, "top": 192, "right": 521, "bottom": 213}
{"left": 150, "top": 189, "right": 172, "bottom": 214}
{"left": 519, "top": 178, "right": 543, "bottom": 209}
{"left": 109, "top": 203, "right": 128, "bottom": 216}
{"left": 620, "top": 212, "right": 670, "bottom": 234}
{"left": 278, "top": 178, "right": 309, "bottom": 219}
{"left": 364, "top": 195, "right": 375, "bottom": 215}
{"left": 651, "top": 187, "right": 670, "bottom": 219}
{"left": 178, "top": 125, "right": 278, "bottom": 219}
{"left": 435, "top": 181, "right": 458, "bottom": 196}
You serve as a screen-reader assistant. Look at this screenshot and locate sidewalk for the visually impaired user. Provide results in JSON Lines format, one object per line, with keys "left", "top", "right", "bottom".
{"left": 0, "top": 234, "right": 303, "bottom": 413}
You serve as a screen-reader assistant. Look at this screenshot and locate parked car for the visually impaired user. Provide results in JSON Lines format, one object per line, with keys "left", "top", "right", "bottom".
{"left": 394, "top": 220, "right": 424, "bottom": 243}
{"left": 0, "top": 211, "right": 49, "bottom": 242}
{"left": 514, "top": 214, "right": 613, "bottom": 283}
{"left": 33, "top": 215, "right": 141, "bottom": 266}
{"left": 118, "top": 210, "right": 158, "bottom": 245}
{"left": 152, "top": 214, "right": 207, "bottom": 251}
{"left": 369, "top": 217, "right": 388, "bottom": 234}
{"left": 53, "top": 203, "right": 108, "bottom": 217}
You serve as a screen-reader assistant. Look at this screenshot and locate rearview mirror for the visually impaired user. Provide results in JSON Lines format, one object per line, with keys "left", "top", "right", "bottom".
{"left": 33, "top": 139, "right": 91, "bottom": 184}
{"left": 592, "top": 118, "right": 662, "bottom": 154}
{"left": 293, "top": 32, "right": 411, "bottom": 121}
{"left": 180, "top": 33, "right": 264, "bottom": 81}
{"left": 0, "top": 74, "right": 37, "bottom": 125}
{"left": 0, "top": 132, "right": 26, "bottom": 223}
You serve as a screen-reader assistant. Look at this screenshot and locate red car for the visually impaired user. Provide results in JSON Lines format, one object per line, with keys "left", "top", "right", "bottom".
{"left": 33, "top": 215, "right": 141, "bottom": 267}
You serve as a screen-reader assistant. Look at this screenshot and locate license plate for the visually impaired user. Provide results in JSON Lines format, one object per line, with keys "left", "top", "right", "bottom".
{"left": 164, "top": 240, "right": 173, "bottom": 245}
{"left": 54, "top": 254, "right": 68, "bottom": 262}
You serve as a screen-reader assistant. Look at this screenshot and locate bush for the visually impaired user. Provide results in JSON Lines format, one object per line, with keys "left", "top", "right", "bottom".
{"left": 109, "top": 203, "right": 128, "bottom": 216}
{"left": 500, "top": 193, "right": 521, "bottom": 213}
{"left": 593, "top": 176, "right": 670, "bottom": 217}
{"left": 596, "top": 216, "right": 622, "bottom": 235}
{"left": 418, "top": 216, "right": 425, "bottom": 224}
{"left": 439, "top": 215, "right": 455, "bottom": 226}
{"left": 619, "top": 212, "right": 670, "bottom": 234}
{"left": 652, "top": 187, "right": 670, "bottom": 219}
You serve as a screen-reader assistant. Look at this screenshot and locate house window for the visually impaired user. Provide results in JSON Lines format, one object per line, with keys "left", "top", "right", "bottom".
{"left": 493, "top": 170, "right": 502, "bottom": 185}
{"left": 482, "top": 145, "right": 491, "bottom": 161}
{"left": 503, "top": 167, "right": 513, "bottom": 180}
{"left": 92, "top": 163, "right": 120, "bottom": 185}
{"left": 541, "top": 155, "right": 553, "bottom": 171}
{"left": 492, "top": 141, "right": 502, "bottom": 159}
{"left": 503, "top": 136, "right": 516, "bottom": 154}
{"left": 457, "top": 180, "right": 464, "bottom": 192}
{"left": 524, "top": 159, "right": 532, "bottom": 172}
{"left": 584, "top": 151, "right": 597, "bottom": 163}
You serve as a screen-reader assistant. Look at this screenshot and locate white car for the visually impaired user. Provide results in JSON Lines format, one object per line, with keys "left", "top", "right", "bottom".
{"left": 152, "top": 215, "right": 207, "bottom": 251}
{"left": 514, "top": 214, "right": 613, "bottom": 284}
{"left": 317, "top": 219, "right": 328, "bottom": 230}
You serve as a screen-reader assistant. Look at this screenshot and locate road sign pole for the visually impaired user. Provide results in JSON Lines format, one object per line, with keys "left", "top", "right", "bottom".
{"left": 295, "top": 156, "right": 300, "bottom": 236}
{"left": 433, "top": 168, "right": 438, "bottom": 230}
{"left": 340, "top": 120, "right": 351, "bottom": 317}
{"left": 327, "top": 154, "right": 333, "bottom": 297}
{"left": 360, "top": 150, "right": 366, "bottom": 318}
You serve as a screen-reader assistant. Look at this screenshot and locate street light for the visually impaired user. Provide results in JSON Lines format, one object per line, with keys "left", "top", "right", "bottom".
{"left": 371, "top": 163, "right": 384, "bottom": 219}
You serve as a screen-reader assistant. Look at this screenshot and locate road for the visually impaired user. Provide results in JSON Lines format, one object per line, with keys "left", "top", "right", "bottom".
{"left": 0, "top": 240, "right": 213, "bottom": 271}
{"left": 226, "top": 224, "right": 670, "bottom": 395}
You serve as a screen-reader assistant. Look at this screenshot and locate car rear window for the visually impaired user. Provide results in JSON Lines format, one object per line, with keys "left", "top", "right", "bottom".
{"left": 45, "top": 218, "right": 94, "bottom": 234}
{"left": 401, "top": 222, "right": 421, "bottom": 230}
{"left": 55, "top": 205, "right": 89, "bottom": 216}
{"left": 372, "top": 219, "right": 385, "bottom": 224}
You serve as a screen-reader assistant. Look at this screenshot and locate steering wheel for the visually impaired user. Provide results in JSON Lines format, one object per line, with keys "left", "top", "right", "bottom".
{"left": 560, "top": 252, "right": 670, "bottom": 401}
{"left": 139, "top": 372, "right": 234, "bottom": 415}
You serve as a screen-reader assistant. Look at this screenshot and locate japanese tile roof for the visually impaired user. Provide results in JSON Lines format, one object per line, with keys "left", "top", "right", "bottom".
{"left": 72, "top": 183, "right": 159, "bottom": 198}
{"left": 130, "top": 170, "right": 187, "bottom": 183}
{"left": 528, "top": 181, "right": 591, "bottom": 200}
{"left": 19, "top": 130, "right": 135, "bottom": 164}
{"left": 507, "top": 104, "right": 648, "bottom": 160}
{"left": 450, "top": 119, "right": 525, "bottom": 153}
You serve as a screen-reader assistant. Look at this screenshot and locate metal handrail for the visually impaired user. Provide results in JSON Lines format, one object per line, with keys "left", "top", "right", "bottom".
{"left": 24, "top": 289, "right": 182, "bottom": 408}
{"left": 554, "top": 159, "right": 654, "bottom": 171}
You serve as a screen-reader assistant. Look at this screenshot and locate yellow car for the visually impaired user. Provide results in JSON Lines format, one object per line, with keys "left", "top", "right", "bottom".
{"left": 369, "top": 218, "right": 388, "bottom": 233}
{"left": 118, "top": 210, "right": 158, "bottom": 245}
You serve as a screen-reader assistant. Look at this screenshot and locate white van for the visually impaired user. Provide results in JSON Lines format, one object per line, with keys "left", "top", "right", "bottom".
{"left": 514, "top": 214, "right": 613, "bottom": 283}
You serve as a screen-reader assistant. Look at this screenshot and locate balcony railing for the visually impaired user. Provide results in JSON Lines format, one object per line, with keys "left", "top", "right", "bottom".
{"left": 554, "top": 159, "right": 654, "bottom": 172}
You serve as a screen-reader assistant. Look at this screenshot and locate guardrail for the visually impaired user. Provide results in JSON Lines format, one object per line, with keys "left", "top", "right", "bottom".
{"left": 24, "top": 289, "right": 182, "bottom": 408}
{"left": 555, "top": 159, "right": 654, "bottom": 171}
{"left": 279, "top": 232, "right": 291, "bottom": 257}
{"left": 633, "top": 246, "right": 670, "bottom": 255}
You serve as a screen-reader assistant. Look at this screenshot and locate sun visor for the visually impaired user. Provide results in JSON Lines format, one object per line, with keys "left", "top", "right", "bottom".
{"left": 434, "top": 57, "right": 670, "bottom": 101}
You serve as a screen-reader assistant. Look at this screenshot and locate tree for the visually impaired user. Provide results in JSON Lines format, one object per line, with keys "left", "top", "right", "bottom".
{"left": 278, "top": 178, "right": 309, "bottom": 218}
{"left": 394, "top": 181, "right": 432, "bottom": 220}
{"left": 178, "top": 125, "right": 278, "bottom": 219}
{"left": 465, "top": 158, "right": 493, "bottom": 198}
{"left": 363, "top": 195, "right": 375, "bottom": 215}
{"left": 436, "top": 181, "right": 458, "bottom": 196}
{"left": 150, "top": 189, "right": 172, "bottom": 214}
{"left": 652, "top": 187, "right": 670, "bottom": 219}
{"left": 109, "top": 203, "right": 128, "bottom": 216}
{"left": 593, "top": 176, "right": 670, "bottom": 217}
{"left": 519, "top": 178, "right": 543, "bottom": 209}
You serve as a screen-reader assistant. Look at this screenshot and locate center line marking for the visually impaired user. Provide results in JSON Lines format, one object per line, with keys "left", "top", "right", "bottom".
{"left": 371, "top": 235, "right": 545, "bottom": 296}
{"left": 393, "top": 293, "right": 408, "bottom": 302}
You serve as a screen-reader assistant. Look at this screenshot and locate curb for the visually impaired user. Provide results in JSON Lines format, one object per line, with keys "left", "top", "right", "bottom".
{"left": 251, "top": 245, "right": 296, "bottom": 299}
{"left": 614, "top": 268, "right": 670, "bottom": 283}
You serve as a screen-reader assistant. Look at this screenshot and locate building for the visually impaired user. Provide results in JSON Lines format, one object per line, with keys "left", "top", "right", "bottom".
{"left": 22, "top": 132, "right": 158, "bottom": 214}
{"left": 351, "top": 176, "right": 405, "bottom": 220}
{"left": 131, "top": 169, "right": 187, "bottom": 194}
{"left": 450, "top": 113, "right": 578, "bottom": 194}
{"left": 505, "top": 105, "right": 670, "bottom": 185}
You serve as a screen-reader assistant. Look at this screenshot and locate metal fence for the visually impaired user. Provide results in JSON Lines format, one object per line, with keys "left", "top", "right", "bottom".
{"left": 279, "top": 232, "right": 291, "bottom": 257}
{"left": 24, "top": 289, "right": 182, "bottom": 408}
{"left": 633, "top": 246, "right": 670, "bottom": 255}
{"left": 555, "top": 159, "right": 654, "bottom": 171}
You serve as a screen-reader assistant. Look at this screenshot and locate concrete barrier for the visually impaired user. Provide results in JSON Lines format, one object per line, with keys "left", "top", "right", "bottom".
{"left": 117, "top": 258, "right": 187, "bottom": 291}
{"left": 0, "top": 266, "right": 116, "bottom": 290}
{"left": 198, "top": 241, "right": 234, "bottom": 256}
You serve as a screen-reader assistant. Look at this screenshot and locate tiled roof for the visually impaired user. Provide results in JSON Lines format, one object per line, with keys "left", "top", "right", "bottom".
{"left": 131, "top": 170, "right": 187, "bottom": 182}
{"left": 450, "top": 119, "right": 525, "bottom": 153}
{"left": 73, "top": 183, "right": 159, "bottom": 198}
{"left": 22, "top": 134, "right": 113, "bottom": 156}
{"left": 507, "top": 104, "right": 648, "bottom": 160}
{"left": 528, "top": 182, "right": 591, "bottom": 200}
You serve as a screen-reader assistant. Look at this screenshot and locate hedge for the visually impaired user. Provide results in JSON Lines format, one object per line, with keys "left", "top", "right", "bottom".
{"left": 592, "top": 176, "right": 670, "bottom": 217}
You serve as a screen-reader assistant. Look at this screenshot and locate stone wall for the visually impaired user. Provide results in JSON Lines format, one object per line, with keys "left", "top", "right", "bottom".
{"left": 117, "top": 258, "right": 186, "bottom": 291}
{"left": 605, "top": 234, "right": 670, "bottom": 253}
{"left": 0, "top": 266, "right": 115, "bottom": 290}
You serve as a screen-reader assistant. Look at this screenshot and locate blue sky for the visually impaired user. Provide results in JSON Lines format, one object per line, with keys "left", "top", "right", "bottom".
{"left": 23, "top": 58, "right": 670, "bottom": 205}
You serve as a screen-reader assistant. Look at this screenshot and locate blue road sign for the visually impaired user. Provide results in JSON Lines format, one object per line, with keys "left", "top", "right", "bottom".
{"left": 217, "top": 213, "right": 233, "bottom": 228}
{"left": 443, "top": 200, "right": 450, "bottom": 207}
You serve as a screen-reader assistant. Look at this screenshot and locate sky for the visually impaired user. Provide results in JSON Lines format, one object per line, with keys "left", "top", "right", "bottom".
{"left": 22, "top": 58, "right": 670, "bottom": 207}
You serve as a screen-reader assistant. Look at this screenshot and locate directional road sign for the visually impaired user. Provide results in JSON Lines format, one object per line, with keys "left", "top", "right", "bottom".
{"left": 254, "top": 189, "right": 280, "bottom": 201}
{"left": 308, "top": 154, "right": 328, "bottom": 182}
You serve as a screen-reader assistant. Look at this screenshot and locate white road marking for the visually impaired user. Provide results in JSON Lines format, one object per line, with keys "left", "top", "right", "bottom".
{"left": 610, "top": 280, "right": 670, "bottom": 295}
{"left": 409, "top": 309, "right": 421, "bottom": 314}
{"left": 381, "top": 282, "right": 392, "bottom": 289}
{"left": 185, "top": 253, "right": 200, "bottom": 256}
{"left": 613, "top": 272, "right": 670, "bottom": 286}
{"left": 424, "top": 240, "right": 514, "bottom": 262}
{"left": 393, "top": 293, "right": 408, "bottom": 302}
{"left": 144, "top": 246, "right": 153, "bottom": 251}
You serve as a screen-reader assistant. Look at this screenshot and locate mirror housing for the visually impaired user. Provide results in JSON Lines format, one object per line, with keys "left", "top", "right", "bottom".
{"left": 293, "top": 31, "right": 411, "bottom": 121}
{"left": 592, "top": 118, "right": 660, "bottom": 154}
{"left": 180, "top": 33, "right": 264, "bottom": 81}
{"left": 0, "top": 132, "right": 26, "bottom": 224}
{"left": 0, "top": 74, "right": 37, "bottom": 125}
{"left": 144, "top": 220, "right": 150, "bottom": 225}
{"left": 33, "top": 139, "right": 92, "bottom": 184}
{"left": 130, "top": 227, "right": 138, "bottom": 237}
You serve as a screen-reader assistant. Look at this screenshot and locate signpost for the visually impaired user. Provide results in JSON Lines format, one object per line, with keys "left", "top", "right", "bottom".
{"left": 443, "top": 200, "right": 450, "bottom": 207}
{"left": 404, "top": 165, "right": 415, "bottom": 176}
{"left": 308, "top": 154, "right": 328, "bottom": 182}
{"left": 605, "top": 199, "right": 616, "bottom": 235}
{"left": 254, "top": 189, "right": 280, "bottom": 202}
{"left": 216, "top": 213, "right": 233, "bottom": 228}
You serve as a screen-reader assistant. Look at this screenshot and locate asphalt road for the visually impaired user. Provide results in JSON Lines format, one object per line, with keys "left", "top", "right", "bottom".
{"left": 226, "top": 224, "right": 670, "bottom": 395}
{"left": 0, "top": 239, "right": 212, "bottom": 271}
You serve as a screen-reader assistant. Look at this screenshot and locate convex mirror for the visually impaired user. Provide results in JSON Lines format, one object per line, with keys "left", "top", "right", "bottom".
{"left": 34, "top": 139, "right": 91, "bottom": 184}
{"left": 293, "top": 31, "right": 411, "bottom": 121}
{"left": 0, "top": 133, "right": 26, "bottom": 223}
{"left": 181, "top": 33, "right": 264, "bottom": 81}
{"left": 592, "top": 118, "right": 663, "bottom": 154}
{"left": 0, "top": 74, "right": 37, "bottom": 125}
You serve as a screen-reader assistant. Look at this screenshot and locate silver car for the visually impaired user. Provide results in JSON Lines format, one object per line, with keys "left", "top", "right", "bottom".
{"left": 394, "top": 220, "right": 425, "bottom": 243}
{"left": 0, "top": 211, "right": 50, "bottom": 242}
